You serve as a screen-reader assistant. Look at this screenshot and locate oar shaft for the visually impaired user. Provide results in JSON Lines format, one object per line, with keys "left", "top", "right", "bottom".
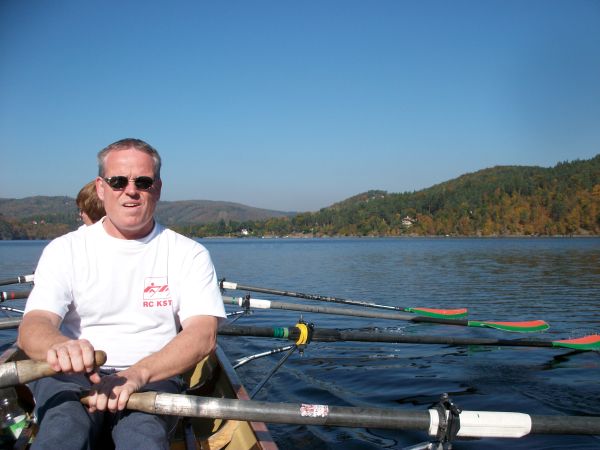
{"left": 223, "top": 296, "right": 544, "bottom": 331}
{"left": 223, "top": 295, "right": 474, "bottom": 327}
{"left": 105, "top": 391, "right": 432, "bottom": 431}
{"left": 0, "top": 351, "right": 107, "bottom": 388}
{"left": 1, "top": 290, "right": 31, "bottom": 301}
{"left": 221, "top": 282, "right": 546, "bottom": 332}
{"left": 236, "top": 300, "right": 547, "bottom": 334}
{"left": 0, "top": 318, "right": 22, "bottom": 330}
{"left": 0, "top": 275, "right": 34, "bottom": 287}
{"left": 531, "top": 415, "right": 600, "bottom": 435}
{"left": 218, "top": 325, "right": 562, "bottom": 349}
{"left": 221, "top": 280, "right": 405, "bottom": 312}
{"left": 223, "top": 295, "right": 416, "bottom": 321}
{"left": 82, "top": 391, "right": 600, "bottom": 436}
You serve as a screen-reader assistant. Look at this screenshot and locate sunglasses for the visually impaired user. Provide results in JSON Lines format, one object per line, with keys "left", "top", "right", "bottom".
{"left": 103, "top": 176, "right": 155, "bottom": 190}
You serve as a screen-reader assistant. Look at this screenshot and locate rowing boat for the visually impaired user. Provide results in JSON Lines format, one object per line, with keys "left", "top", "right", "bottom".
{"left": 0, "top": 343, "right": 278, "bottom": 450}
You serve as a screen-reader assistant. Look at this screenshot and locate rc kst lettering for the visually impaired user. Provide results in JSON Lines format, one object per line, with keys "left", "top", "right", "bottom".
{"left": 143, "top": 299, "right": 173, "bottom": 307}
{"left": 143, "top": 277, "right": 172, "bottom": 308}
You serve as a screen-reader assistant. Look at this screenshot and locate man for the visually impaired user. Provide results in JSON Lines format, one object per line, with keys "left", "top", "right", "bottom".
{"left": 17, "top": 138, "right": 226, "bottom": 449}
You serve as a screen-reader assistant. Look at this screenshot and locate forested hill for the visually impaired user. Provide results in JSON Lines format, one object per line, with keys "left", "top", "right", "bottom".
{"left": 0, "top": 198, "right": 290, "bottom": 240}
{"left": 1, "top": 155, "right": 598, "bottom": 239}
{"left": 185, "top": 155, "right": 600, "bottom": 237}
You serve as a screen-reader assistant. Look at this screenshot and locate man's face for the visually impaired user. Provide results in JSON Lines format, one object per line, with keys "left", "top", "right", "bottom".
{"left": 96, "top": 148, "right": 162, "bottom": 239}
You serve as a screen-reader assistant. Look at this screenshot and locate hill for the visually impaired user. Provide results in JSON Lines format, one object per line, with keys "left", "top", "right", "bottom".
{"left": 185, "top": 155, "right": 600, "bottom": 237}
{"left": 0, "top": 197, "right": 291, "bottom": 240}
{"left": 155, "top": 200, "right": 290, "bottom": 226}
{"left": 1, "top": 155, "right": 599, "bottom": 239}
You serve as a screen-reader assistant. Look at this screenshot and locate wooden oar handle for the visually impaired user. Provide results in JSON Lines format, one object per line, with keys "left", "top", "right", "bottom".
{"left": 0, "top": 350, "right": 107, "bottom": 388}
{"left": 80, "top": 391, "right": 157, "bottom": 411}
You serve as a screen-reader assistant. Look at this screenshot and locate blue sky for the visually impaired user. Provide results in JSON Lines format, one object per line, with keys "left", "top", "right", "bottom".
{"left": 1, "top": 1, "right": 599, "bottom": 212}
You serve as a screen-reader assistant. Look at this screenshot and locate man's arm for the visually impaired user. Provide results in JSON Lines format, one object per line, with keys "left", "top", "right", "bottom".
{"left": 17, "top": 310, "right": 100, "bottom": 379}
{"left": 86, "top": 314, "right": 218, "bottom": 412}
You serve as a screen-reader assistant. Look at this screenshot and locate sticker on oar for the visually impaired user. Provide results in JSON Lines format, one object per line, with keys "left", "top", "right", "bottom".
{"left": 552, "top": 335, "right": 600, "bottom": 351}
{"left": 406, "top": 307, "right": 468, "bottom": 319}
{"left": 468, "top": 320, "right": 549, "bottom": 333}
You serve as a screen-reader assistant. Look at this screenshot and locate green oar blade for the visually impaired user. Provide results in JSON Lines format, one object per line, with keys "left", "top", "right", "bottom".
{"left": 406, "top": 307, "right": 468, "bottom": 319}
{"left": 552, "top": 335, "right": 600, "bottom": 351}
{"left": 468, "top": 320, "right": 549, "bottom": 333}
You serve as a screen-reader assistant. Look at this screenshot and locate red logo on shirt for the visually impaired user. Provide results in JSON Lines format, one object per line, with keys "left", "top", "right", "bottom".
{"left": 143, "top": 277, "right": 172, "bottom": 308}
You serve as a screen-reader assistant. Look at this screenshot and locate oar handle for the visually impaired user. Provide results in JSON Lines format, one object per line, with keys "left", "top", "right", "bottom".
{"left": 0, "top": 350, "right": 107, "bottom": 388}
{"left": 80, "top": 391, "right": 157, "bottom": 411}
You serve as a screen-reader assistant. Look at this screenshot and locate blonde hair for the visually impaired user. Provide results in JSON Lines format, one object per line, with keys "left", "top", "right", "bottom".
{"left": 76, "top": 181, "right": 105, "bottom": 223}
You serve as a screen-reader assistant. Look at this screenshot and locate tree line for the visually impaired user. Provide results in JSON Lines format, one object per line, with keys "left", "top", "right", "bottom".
{"left": 1, "top": 155, "right": 599, "bottom": 239}
{"left": 174, "top": 156, "right": 600, "bottom": 238}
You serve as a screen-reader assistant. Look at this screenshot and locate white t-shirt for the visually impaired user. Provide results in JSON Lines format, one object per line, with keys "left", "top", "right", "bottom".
{"left": 25, "top": 220, "right": 226, "bottom": 369}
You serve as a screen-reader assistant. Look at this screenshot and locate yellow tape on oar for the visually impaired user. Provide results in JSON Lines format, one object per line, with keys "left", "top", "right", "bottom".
{"left": 295, "top": 322, "right": 309, "bottom": 346}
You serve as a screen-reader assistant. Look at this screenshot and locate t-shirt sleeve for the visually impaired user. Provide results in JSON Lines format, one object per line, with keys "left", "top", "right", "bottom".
{"left": 177, "top": 245, "right": 226, "bottom": 324}
{"left": 24, "top": 237, "right": 73, "bottom": 318}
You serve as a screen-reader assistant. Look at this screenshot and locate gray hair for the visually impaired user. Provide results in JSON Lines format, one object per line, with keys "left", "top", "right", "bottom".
{"left": 97, "top": 138, "right": 162, "bottom": 178}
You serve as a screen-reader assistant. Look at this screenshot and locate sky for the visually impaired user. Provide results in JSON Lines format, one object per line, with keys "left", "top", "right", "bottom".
{"left": 1, "top": 1, "right": 599, "bottom": 212}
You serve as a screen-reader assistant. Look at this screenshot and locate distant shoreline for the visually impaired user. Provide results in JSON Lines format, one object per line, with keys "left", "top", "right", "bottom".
{"left": 199, "top": 233, "right": 600, "bottom": 240}
{"left": 2, "top": 232, "right": 599, "bottom": 243}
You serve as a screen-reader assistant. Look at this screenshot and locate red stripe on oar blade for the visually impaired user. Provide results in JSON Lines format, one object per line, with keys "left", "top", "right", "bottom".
{"left": 469, "top": 320, "right": 549, "bottom": 333}
{"left": 407, "top": 307, "right": 468, "bottom": 319}
{"left": 553, "top": 335, "right": 600, "bottom": 351}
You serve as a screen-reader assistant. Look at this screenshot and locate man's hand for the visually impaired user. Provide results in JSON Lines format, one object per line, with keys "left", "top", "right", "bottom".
{"left": 86, "top": 366, "right": 148, "bottom": 412}
{"left": 47, "top": 339, "right": 101, "bottom": 383}
{"left": 18, "top": 310, "right": 101, "bottom": 384}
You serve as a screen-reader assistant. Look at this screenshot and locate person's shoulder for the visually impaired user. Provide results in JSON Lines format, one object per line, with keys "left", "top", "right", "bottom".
{"left": 54, "top": 224, "right": 89, "bottom": 241}
{"left": 72, "top": 220, "right": 103, "bottom": 239}
{"left": 157, "top": 225, "right": 208, "bottom": 251}
{"left": 160, "top": 226, "right": 200, "bottom": 245}
{"left": 62, "top": 221, "right": 107, "bottom": 245}
{"left": 41, "top": 224, "right": 89, "bottom": 254}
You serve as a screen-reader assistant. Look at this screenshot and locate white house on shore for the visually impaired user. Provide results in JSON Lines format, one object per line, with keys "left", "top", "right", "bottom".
{"left": 401, "top": 216, "right": 416, "bottom": 227}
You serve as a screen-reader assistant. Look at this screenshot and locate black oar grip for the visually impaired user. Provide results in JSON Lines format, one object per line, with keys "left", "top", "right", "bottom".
{"left": 0, "top": 350, "right": 107, "bottom": 388}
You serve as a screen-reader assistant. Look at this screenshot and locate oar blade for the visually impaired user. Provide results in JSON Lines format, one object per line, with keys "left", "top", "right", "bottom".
{"left": 552, "top": 335, "right": 600, "bottom": 351}
{"left": 468, "top": 320, "right": 549, "bottom": 333}
{"left": 406, "top": 307, "right": 468, "bottom": 319}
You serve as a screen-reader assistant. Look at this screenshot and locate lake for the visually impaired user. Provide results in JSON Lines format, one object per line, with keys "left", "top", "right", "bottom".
{"left": 1, "top": 237, "right": 599, "bottom": 449}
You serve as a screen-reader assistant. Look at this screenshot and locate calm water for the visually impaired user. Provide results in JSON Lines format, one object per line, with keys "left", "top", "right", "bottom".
{"left": 1, "top": 237, "right": 599, "bottom": 449}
